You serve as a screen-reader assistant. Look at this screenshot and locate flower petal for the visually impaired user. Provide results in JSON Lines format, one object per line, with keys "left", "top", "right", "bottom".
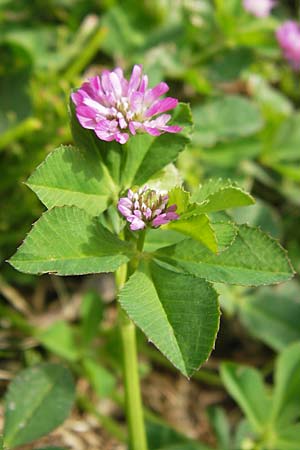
{"left": 144, "top": 82, "right": 169, "bottom": 104}
{"left": 139, "top": 75, "right": 149, "bottom": 93}
{"left": 130, "top": 217, "right": 146, "bottom": 230}
{"left": 128, "top": 64, "right": 142, "bottom": 94}
{"left": 145, "top": 97, "right": 178, "bottom": 118}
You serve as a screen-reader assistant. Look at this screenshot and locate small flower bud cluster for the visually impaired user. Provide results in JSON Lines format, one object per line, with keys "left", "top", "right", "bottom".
{"left": 118, "top": 187, "right": 179, "bottom": 231}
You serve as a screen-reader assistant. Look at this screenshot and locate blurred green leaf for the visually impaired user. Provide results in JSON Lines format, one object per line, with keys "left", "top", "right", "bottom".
{"left": 267, "top": 113, "right": 300, "bottom": 163}
{"left": 35, "top": 447, "right": 66, "bottom": 450}
{"left": 38, "top": 321, "right": 79, "bottom": 362}
{"left": 248, "top": 74, "right": 293, "bottom": 120}
{"left": 147, "top": 419, "right": 213, "bottom": 450}
{"left": 83, "top": 358, "right": 116, "bottom": 397}
{"left": 272, "top": 342, "right": 300, "bottom": 424}
{"left": 207, "top": 406, "right": 231, "bottom": 450}
{"left": 192, "top": 96, "right": 264, "bottom": 147}
{"left": 101, "top": 6, "right": 145, "bottom": 55}
{"left": 200, "top": 137, "right": 261, "bottom": 168}
{"left": 240, "top": 282, "right": 300, "bottom": 351}
{"left": 230, "top": 199, "right": 282, "bottom": 239}
{"left": 276, "top": 424, "right": 300, "bottom": 450}
{"left": 0, "top": 43, "right": 32, "bottom": 134}
{"left": 3, "top": 364, "right": 75, "bottom": 448}
{"left": 220, "top": 362, "right": 272, "bottom": 432}
{"left": 209, "top": 47, "right": 254, "bottom": 83}
{"left": 80, "top": 290, "right": 104, "bottom": 346}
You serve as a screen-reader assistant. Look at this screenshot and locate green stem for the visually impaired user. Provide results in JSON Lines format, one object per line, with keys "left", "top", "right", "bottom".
{"left": 116, "top": 230, "right": 148, "bottom": 450}
{"left": 137, "top": 229, "right": 146, "bottom": 252}
{"left": 119, "top": 310, "right": 148, "bottom": 450}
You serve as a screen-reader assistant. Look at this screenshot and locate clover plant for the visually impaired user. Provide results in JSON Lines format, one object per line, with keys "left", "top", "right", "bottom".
{"left": 9, "top": 65, "right": 294, "bottom": 450}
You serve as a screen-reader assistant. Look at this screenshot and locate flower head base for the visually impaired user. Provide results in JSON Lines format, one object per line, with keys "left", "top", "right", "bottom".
{"left": 118, "top": 187, "right": 179, "bottom": 231}
{"left": 71, "top": 65, "right": 182, "bottom": 144}
{"left": 243, "top": 0, "right": 275, "bottom": 18}
{"left": 276, "top": 21, "right": 300, "bottom": 70}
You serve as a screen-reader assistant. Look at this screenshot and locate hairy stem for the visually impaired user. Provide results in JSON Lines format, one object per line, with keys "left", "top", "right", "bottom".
{"left": 119, "top": 310, "right": 148, "bottom": 450}
{"left": 116, "top": 229, "right": 148, "bottom": 450}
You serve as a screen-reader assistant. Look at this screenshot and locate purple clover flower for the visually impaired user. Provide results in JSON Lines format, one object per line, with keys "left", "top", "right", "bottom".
{"left": 118, "top": 186, "right": 179, "bottom": 231}
{"left": 71, "top": 65, "right": 182, "bottom": 144}
{"left": 276, "top": 21, "right": 300, "bottom": 70}
{"left": 243, "top": 0, "right": 275, "bottom": 18}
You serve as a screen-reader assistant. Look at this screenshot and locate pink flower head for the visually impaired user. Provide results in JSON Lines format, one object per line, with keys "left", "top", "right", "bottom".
{"left": 71, "top": 65, "right": 182, "bottom": 144}
{"left": 118, "top": 186, "right": 179, "bottom": 231}
{"left": 276, "top": 21, "right": 300, "bottom": 70}
{"left": 243, "top": 0, "right": 275, "bottom": 18}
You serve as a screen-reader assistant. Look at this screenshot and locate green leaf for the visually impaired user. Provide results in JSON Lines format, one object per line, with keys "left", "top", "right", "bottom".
{"left": 0, "top": 43, "right": 32, "bottom": 134}
{"left": 200, "top": 137, "right": 261, "bottom": 168}
{"left": 165, "top": 214, "right": 218, "bottom": 253}
{"left": 80, "top": 290, "right": 104, "bottom": 346}
{"left": 249, "top": 74, "right": 292, "bottom": 120}
{"left": 162, "top": 186, "right": 225, "bottom": 253}
{"left": 267, "top": 113, "right": 300, "bottom": 163}
{"left": 3, "top": 363, "right": 75, "bottom": 448}
{"left": 167, "top": 186, "right": 191, "bottom": 214}
{"left": 121, "top": 103, "right": 192, "bottom": 188}
{"left": 272, "top": 342, "right": 300, "bottom": 423}
{"left": 38, "top": 321, "right": 79, "bottom": 362}
{"left": 191, "top": 179, "right": 255, "bottom": 214}
{"left": 211, "top": 221, "right": 237, "bottom": 252}
{"left": 132, "top": 104, "right": 192, "bottom": 186}
{"left": 233, "top": 419, "right": 255, "bottom": 450}
{"left": 230, "top": 199, "right": 282, "bottom": 239}
{"left": 119, "top": 261, "right": 220, "bottom": 377}
{"left": 157, "top": 225, "right": 294, "bottom": 286}
{"left": 134, "top": 133, "right": 190, "bottom": 186}
{"left": 144, "top": 229, "right": 185, "bottom": 253}
{"left": 220, "top": 362, "right": 272, "bottom": 432}
{"left": 207, "top": 407, "right": 231, "bottom": 450}
{"left": 209, "top": 47, "right": 254, "bottom": 83}
{"left": 239, "top": 282, "right": 300, "bottom": 351}
{"left": 147, "top": 419, "right": 212, "bottom": 450}
{"left": 69, "top": 98, "right": 121, "bottom": 186}
{"left": 26, "top": 146, "right": 112, "bottom": 216}
{"left": 83, "top": 358, "right": 116, "bottom": 397}
{"left": 147, "top": 164, "right": 183, "bottom": 192}
{"left": 170, "top": 101, "right": 194, "bottom": 137}
{"left": 121, "top": 133, "right": 153, "bottom": 188}
{"left": 35, "top": 447, "right": 66, "bottom": 450}
{"left": 9, "top": 206, "right": 133, "bottom": 275}
{"left": 276, "top": 424, "right": 300, "bottom": 450}
{"left": 192, "top": 95, "right": 264, "bottom": 147}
